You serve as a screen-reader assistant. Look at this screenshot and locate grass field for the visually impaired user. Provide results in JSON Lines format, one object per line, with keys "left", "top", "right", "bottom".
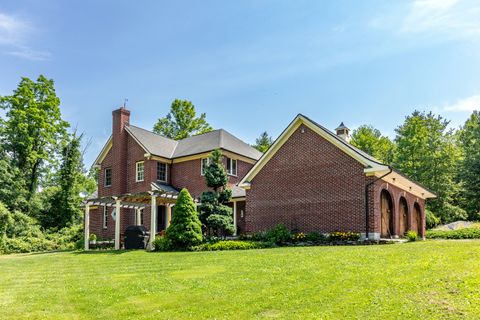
{"left": 1, "top": 241, "right": 479, "bottom": 319}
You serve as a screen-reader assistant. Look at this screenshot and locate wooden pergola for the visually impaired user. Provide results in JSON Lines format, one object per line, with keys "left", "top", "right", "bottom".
{"left": 82, "top": 183, "right": 179, "bottom": 250}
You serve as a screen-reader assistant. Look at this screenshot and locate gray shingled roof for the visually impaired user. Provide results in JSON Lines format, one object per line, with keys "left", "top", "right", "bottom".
{"left": 126, "top": 126, "right": 262, "bottom": 160}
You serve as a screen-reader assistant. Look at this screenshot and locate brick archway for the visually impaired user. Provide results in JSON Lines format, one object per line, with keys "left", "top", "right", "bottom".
{"left": 380, "top": 189, "right": 394, "bottom": 238}
{"left": 412, "top": 202, "right": 422, "bottom": 235}
{"left": 398, "top": 197, "right": 408, "bottom": 237}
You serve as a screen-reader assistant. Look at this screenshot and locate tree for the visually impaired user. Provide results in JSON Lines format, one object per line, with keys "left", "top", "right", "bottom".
{"left": 153, "top": 99, "right": 213, "bottom": 140}
{"left": 38, "top": 133, "right": 95, "bottom": 229}
{"left": 350, "top": 125, "right": 395, "bottom": 164}
{"left": 253, "top": 131, "right": 273, "bottom": 153}
{"left": 199, "top": 149, "right": 235, "bottom": 237}
{"left": 0, "top": 146, "right": 27, "bottom": 211}
{"left": 457, "top": 111, "right": 480, "bottom": 220}
{"left": 0, "top": 75, "right": 69, "bottom": 206}
{"left": 393, "top": 111, "right": 464, "bottom": 223}
{"left": 165, "top": 188, "right": 203, "bottom": 249}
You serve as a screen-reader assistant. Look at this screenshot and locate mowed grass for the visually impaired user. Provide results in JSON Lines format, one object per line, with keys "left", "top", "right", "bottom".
{"left": 1, "top": 241, "right": 480, "bottom": 319}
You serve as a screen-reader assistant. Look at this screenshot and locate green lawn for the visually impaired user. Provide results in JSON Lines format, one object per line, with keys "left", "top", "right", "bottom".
{"left": 1, "top": 241, "right": 479, "bottom": 319}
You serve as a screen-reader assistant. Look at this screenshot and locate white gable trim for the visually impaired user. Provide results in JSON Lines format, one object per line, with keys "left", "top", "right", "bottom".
{"left": 240, "top": 115, "right": 386, "bottom": 187}
{"left": 93, "top": 136, "right": 112, "bottom": 167}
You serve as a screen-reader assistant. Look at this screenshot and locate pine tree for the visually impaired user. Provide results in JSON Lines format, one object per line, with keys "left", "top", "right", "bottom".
{"left": 199, "top": 149, "right": 235, "bottom": 237}
{"left": 166, "top": 188, "right": 203, "bottom": 248}
{"left": 253, "top": 131, "right": 273, "bottom": 153}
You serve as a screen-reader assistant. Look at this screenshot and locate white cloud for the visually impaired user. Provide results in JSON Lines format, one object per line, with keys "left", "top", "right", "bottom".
{"left": 444, "top": 94, "right": 480, "bottom": 112}
{"left": 0, "top": 11, "right": 50, "bottom": 61}
{"left": 401, "top": 0, "right": 480, "bottom": 38}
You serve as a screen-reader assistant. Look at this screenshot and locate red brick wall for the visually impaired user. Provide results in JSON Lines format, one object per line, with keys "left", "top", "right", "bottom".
{"left": 171, "top": 157, "right": 254, "bottom": 198}
{"left": 245, "top": 124, "right": 367, "bottom": 234}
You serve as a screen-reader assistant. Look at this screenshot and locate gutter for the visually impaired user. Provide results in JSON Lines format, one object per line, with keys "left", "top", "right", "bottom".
{"left": 365, "top": 166, "right": 393, "bottom": 240}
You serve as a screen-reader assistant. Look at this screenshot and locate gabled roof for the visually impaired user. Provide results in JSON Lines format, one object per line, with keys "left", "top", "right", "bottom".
{"left": 240, "top": 114, "right": 436, "bottom": 200}
{"left": 94, "top": 125, "right": 262, "bottom": 166}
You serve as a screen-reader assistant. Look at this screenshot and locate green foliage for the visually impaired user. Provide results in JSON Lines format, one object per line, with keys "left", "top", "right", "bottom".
{"left": 427, "top": 227, "right": 480, "bottom": 239}
{"left": 305, "top": 232, "right": 327, "bottom": 242}
{"left": 165, "top": 189, "right": 203, "bottom": 249}
{"left": 193, "top": 240, "right": 266, "bottom": 251}
{"left": 0, "top": 75, "right": 69, "bottom": 205}
{"left": 253, "top": 131, "right": 273, "bottom": 153}
{"left": 406, "top": 230, "right": 418, "bottom": 241}
{"left": 425, "top": 209, "right": 441, "bottom": 229}
{"left": 265, "top": 224, "right": 292, "bottom": 245}
{"left": 89, "top": 233, "right": 97, "bottom": 241}
{"left": 152, "top": 236, "right": 172, "bottom": 252}
{"left": 199, "top": 150, "right": 234, "bottom": 237}
{"left": 328, "top": 231, "right": 361, "bottom": 241}
{"left": 393, "top": 111, "right": 462, "bottom": 223}
{"left": 436, "top": 203, "right": 468, "bottom": 224}
{"left": 457, "top": 111, "right": 480, "bottom": 220}
{"left": 350, "top": 125, "right": 395, "bottom": 164}
{"left": 153, "top": 99, "right": 213, "bottom": 140}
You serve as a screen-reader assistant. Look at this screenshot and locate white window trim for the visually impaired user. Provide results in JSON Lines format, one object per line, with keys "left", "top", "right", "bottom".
{"left": 226, "top": 157, "right": 238, "bottom": 176}
{"left": 104, "top": 168, "right": 112, "bottom": 187}
{"left": 103, "top": 206, "right": 108, "bottom": 229}
{"left": 201, "top": 158, "right": 211, "bottom": 176}
{"left": 157, "top": 162, "right": 167, "bottom": 182}
{"left": 136, "top": 161, "right": 145, "bottom": 182}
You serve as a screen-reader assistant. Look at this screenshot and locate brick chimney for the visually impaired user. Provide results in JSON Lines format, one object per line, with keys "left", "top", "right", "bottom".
{"left": 111, "top": 107, "right": 130, "bottom": 195}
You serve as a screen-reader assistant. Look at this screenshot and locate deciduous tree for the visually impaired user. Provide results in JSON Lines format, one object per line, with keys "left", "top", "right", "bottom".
{"left": 350, "top": 125, "right": 395, "bottom": 164}
{"left": 153, "top": 99, "right": 212, "bottom": 140}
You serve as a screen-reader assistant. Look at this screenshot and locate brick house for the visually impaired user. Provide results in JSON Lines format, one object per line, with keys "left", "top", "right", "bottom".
{"left": 239, "top": 114, "right": 435, "bottom": 240}
{"left": 83, "top": 108, "right": 435, "bottom": 250}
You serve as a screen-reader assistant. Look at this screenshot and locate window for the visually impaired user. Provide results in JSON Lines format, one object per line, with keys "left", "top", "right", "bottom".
{"left": 157, "top": 162, "right": 167, "bottom": 182}
{"left": 201, "top": 158, "right": 211, "bottom": 176}
{"left": 226, "top": 157, "right": 237, "bottom": 176}
{"left": 103, "top": 206, "right": 108, "bottom": 229}
{"left": 104, "top": 168, "right": 112, "bottom": 187}
{"left": 136, "top": 161, "right": 144, "bottom": 182}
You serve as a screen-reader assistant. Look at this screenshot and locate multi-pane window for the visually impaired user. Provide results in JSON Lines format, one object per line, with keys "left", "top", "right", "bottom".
{"left": 226, "top": 157, "right": 237, "bottom": 176}
{"left": 157, "top": 162, "right": 167, "bottom": 182}
{"left": 201, "top": 158, "right": 211, "bottom": 175}
{"left": 104, "top": 168, "right": 112, "bottom": 187}
{"left": 136, "top": 161, "right": 144, "bottom": 182}
{"left": 103, "top": 206, "right": 108, "bottom": 229}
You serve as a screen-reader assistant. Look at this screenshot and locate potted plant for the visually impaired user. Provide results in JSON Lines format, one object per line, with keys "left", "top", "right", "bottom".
{"left": 89, "top": 233, "right": 97, "bottom": 245}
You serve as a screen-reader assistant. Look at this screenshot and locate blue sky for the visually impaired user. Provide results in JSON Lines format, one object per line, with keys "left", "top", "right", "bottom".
{"left": 1, "top": 0, "right": 480, "bottom": 167}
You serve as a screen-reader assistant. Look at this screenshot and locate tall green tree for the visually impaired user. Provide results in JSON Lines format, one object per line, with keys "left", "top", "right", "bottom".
{"left": 393, "top": 111, "right": 464, "bottom": 223}
{"left": 0, "top": 75, "right": 69, "bottom": 206}
{"left": 457, "top": 111, "right": 480, "bottom": 220}
{"left": 199, "top": 149, "right": 235, "bottom": 237}
{"left": 38, "top": 133, "right": 95, "bottom": 229}
{"left": 166, "top": 188, "right": 203, "bottom": 249}
{"left": 153, "top": 99, "right": 213, "bottom": 140}
{"left": 350, "top": 125, "right": 395, "bottom": 164}
{"left": 0, "top": 145, "right": 27, "bottom": 211}
{"left": 253, "top": 131, "right": 273, "bottom": 153}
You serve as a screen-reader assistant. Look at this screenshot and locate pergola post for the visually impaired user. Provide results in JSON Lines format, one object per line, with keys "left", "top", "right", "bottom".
{"left": 233, "top": 201, "right": 237, "bottom": 236}
{"left": 149, "top": 194, "right": 157, "bottom": 250}
{"left": 166, "top": 205, "right": 172, "bottom": 229}
{"left": 114, "top": 199, "right": 121, "bottom": 250}
{"left": 84, "top": 204, "right": 90, "bottom": 250}
{"left": 136, "top": 208, "right": 142, "bottom": 226}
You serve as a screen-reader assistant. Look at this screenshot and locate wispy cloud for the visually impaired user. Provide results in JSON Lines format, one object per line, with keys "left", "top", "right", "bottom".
{"left": 370, "top": 0, "right": 480, "bottom": 42}
{"left": 0, "top": 11, "right": 50, "bottom": 61}
{"left": 444, "top": 94, "right": 480, "bottom": 112}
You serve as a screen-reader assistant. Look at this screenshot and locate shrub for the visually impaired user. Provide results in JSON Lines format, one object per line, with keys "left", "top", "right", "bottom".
{"left": 426, "top": 227, "right": 480, "bottom": 239}
{"left": 89, "top": 234, "right": 97, "bottom": 241}
{"left": 265, "top": 224, "right": 292, "bottom": 245}
{"left": 406, "top": 230, "right": 418, "bottom": 241}
{"left": 165, "top": 189, "right": 203, "bottom": 249}
{"left": 305, "top": 232, "right": 327, "bottom": 242}
{"left": 328, "top": 231, "right": 360, "bottom": 242}
{"left": 426, "top": 209, "right": 441, "bottom": 229}
{"left": 193, "top": 240, "right": 267, "bottom": 251}
{"left": 251, "top": 231, "right": 268, "bottom": 242}
{"left": 152, "top": 236, "right": 172, "bottom": 252}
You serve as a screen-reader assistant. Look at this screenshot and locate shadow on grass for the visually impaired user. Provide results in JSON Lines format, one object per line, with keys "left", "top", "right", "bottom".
{"left": 73, "top": 249, "right": 145, "bottom": 255}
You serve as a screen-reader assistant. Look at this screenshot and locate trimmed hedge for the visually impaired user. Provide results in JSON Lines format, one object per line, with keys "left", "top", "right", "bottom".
{"left": 427, "top": 227, "right": 480, "bottom": 239}
{"left": 193, "top": 240, "right": 270, "bottom": 251}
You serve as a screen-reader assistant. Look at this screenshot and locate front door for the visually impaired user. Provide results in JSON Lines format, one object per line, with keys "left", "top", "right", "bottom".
{"left": 157, "top": 206, "right": 166, "bottom": 232}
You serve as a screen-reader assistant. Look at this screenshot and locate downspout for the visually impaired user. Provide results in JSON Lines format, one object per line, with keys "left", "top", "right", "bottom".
{"left": 365, "top": 166, "right": 393, "bottom": 240}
